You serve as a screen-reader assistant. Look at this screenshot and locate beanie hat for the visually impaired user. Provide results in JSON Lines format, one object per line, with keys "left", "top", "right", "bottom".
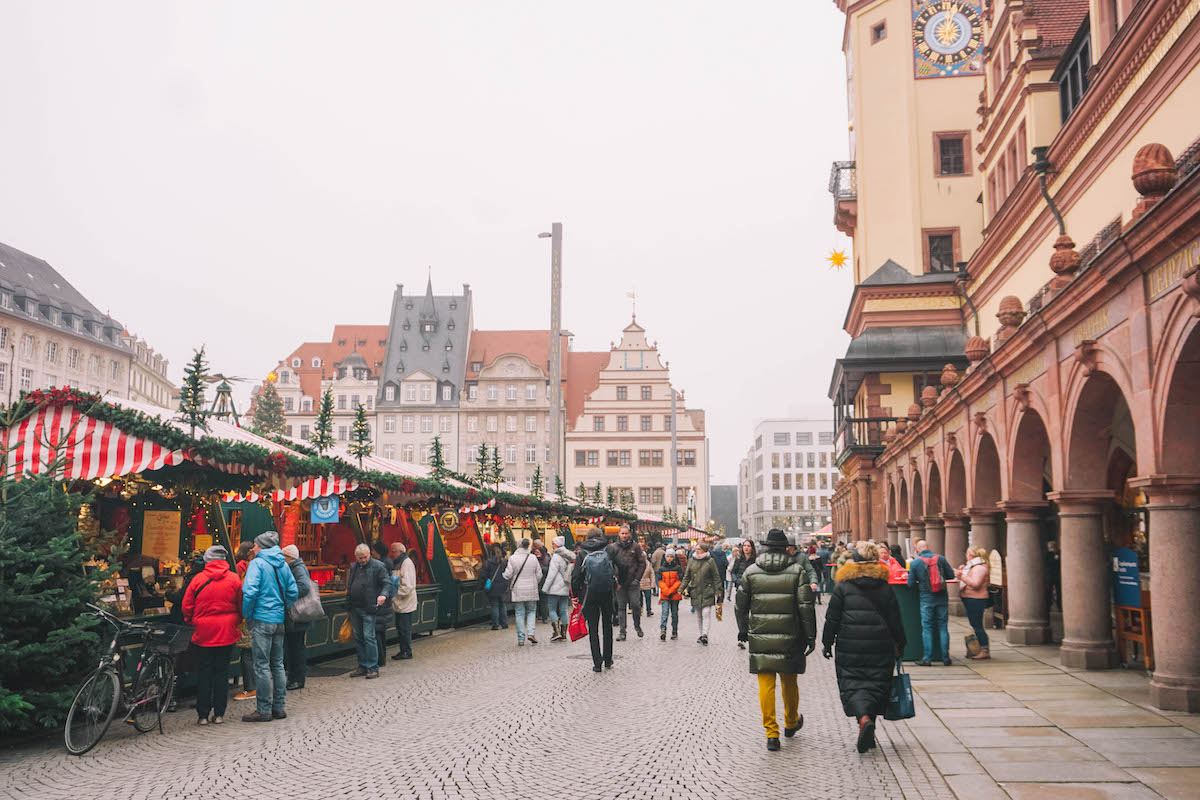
{"left": 254, "top": 531, "right": 280, "bottom": 549}
{"left": 666, "top": 548, "right": 677, "bottom": 556}
{"left": 552, "top": 536, "right": 565, "bottom": 548}
{"left": 281, "top": 544, "right": 300, "bottom": 560}
{"left": 203, "top": 545, "right": 228, "bottom": 563}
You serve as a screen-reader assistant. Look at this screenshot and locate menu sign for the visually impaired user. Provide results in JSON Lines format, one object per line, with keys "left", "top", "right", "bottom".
{"left": 141, "top": 510, "right": 182, "bottom": 563}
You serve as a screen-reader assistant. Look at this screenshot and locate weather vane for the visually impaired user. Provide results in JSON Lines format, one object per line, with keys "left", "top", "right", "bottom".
{"left": 626, "top": 290, "right": 637, "bottom": 319}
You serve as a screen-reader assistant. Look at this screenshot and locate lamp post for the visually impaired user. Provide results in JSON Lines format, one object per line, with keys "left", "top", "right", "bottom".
{"left": 538, "top": 224, "right": 564, "bottom": 489}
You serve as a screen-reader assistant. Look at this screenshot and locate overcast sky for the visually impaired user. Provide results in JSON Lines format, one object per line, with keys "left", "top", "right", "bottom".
{"left": 0, "top": 1, "right": 852, "bottom": 484}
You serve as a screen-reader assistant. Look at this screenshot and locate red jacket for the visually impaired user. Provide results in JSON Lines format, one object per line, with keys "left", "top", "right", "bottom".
{"left": 182, "top": 560, "right": 243, "bottom": 647}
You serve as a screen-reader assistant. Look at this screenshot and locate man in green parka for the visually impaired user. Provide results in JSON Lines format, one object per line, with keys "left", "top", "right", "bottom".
{"left": 735, "top": 528, "right": 817, "bottom": 752}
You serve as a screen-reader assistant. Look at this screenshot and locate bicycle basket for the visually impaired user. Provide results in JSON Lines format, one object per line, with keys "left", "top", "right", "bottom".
{"left": 146, "top": 623, "right": 193, "bottom": 655}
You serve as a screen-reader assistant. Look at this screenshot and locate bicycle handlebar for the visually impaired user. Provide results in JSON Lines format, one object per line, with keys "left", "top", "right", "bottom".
{"left": 86, "top": 602, "right": 148, "bottom": 631}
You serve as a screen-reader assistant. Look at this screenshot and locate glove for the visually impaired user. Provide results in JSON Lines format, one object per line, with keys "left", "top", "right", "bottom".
{"left": 804, "top": 640, "right": 816, "bottom": 656}
{"left": 822, "top": 645, "right": 833, "bottom": 660}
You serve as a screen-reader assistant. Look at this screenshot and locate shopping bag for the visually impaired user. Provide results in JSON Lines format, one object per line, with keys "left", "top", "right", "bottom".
{"left": 964, "top": 632, "right": 981, "bottom": 658}
{"left": 336, "top": 617, "right": 353, "bottom": 644}
{"left": 568, "top": 602, "right": 588, "bottom": 642}
{"left": 884, "top": 660, "right": 916, "bottom": 720}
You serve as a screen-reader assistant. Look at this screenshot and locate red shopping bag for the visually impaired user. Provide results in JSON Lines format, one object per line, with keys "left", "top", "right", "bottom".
{"left": 568, "top": 600, "right": 588, "bottom": 642}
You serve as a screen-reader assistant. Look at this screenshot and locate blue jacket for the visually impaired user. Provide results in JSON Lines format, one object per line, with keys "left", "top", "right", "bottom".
{"left": 907, "top": 550, "right": 954, "bottom": 596}
{"left": 242, "top": 546, "right": 299, "bottom": 623}
{"left": 710, "top": 548, "right": 729, "bottom": 581}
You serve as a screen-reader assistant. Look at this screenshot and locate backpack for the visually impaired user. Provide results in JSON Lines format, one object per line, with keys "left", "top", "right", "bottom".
{"left": 920, "top": 555, "right": 944, "bottom": 593}
{"left": 581, "top": 550, "right": 615, "bottom": 593}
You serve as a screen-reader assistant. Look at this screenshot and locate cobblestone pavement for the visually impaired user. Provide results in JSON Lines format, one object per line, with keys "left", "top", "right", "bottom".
{"left": 0, "top": 602, "right": 954, "bottom": 800}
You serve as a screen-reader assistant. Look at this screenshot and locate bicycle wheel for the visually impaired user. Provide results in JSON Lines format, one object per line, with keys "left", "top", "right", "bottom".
{"left": 130, "top": 653, "right": 174, "bottom": 733}
{"left": 64, "top": 668, "right": 120, "bottom": 755}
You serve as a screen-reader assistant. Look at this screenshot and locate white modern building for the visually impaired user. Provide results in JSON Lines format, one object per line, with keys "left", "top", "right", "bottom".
{"left": 737, "top": 418, "right": 837, "bottom": 539}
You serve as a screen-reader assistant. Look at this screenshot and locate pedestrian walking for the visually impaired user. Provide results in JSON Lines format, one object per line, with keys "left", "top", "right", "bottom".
{"left": 656, "top": 548, "right": 684, "bottom": 640}
{"left": 729, "top": 540, "right": 757, "bottom": 604}
{"left": 531, "top": 538, "right": 551, "bottom": 623}
{"left": 370, "top": 542, "right": 393, "bottom": 667}
{"left": 280, "top": 545, "right": 312, "bottom": 691}
{"left": 735, "top": 529, "right": 817, "bottom": 751}
{"left": 232, "top": 541, "right": 256, "bottom": 702}
{"left": 607, "top": 525, "right": 648, "bottom": 641}
{"left": 680, "top": 540, "right": 722, "bottom": 645}
{"left": 181, "top": 545, "right": 241, "bottom": 726}
{"left": 481, "top": 544, "right": 510, "bottom": 630}
{"left": 822, "top": 542, "right": 906, "bottom": 753}
{"left": 346, "top": 543, "right": 394, "bottom": 679}
{"left": 503, "top": 538, "right": 544, "bottom": 646}
{"left": 906, "top": 538, "right": 955, "bottom": 666}
{"left": 639, "top": 558, "right": 655, "bottom": 618}
{"left": 808, "top": 543, "right": 828, "bottom": 605}
{"left": 955, "top": 546, "right": 991, "bottom": 660}
{"left": 709, "top": 537, "right": 729, "bottom": 600}
{"left": 541, "top": 536, "right": 575, "bottom": 642}
{"left": 650, "top": 543, "right": 666, "bottom": 574}
{"left": 240, "top": 532, "right": 298, "bottom": 722}
{"left": 572, "top": 527, "right": 617, "bottom": 672}
{"left": 389, "top": 541, "right": 417, "bottom": 661}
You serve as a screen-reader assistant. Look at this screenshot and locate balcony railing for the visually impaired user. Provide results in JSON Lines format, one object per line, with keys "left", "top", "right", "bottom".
{"left": 828, "top": 161, "right": 857, "bottom": 201}
{"left": 834, "top": 416, "right": 897, "bottom": 460}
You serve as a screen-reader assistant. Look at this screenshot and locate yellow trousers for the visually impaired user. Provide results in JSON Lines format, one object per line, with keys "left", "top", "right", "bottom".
{"left": 757, "top": 671, "right": 800, "bottom": 739}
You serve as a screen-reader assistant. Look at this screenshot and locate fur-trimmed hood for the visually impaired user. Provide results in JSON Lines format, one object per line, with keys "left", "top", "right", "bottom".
{"left": 835, "top": 561, "right": 890, "bottom": 583}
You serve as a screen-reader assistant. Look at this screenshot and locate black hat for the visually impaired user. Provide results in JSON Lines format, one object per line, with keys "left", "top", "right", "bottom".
{"left": 765, "top": 528, "right": 789, "bottom": 548}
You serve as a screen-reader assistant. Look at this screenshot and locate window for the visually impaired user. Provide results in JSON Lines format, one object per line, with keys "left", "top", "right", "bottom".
{"left": 796, "top": 432, "right": 812, "bottom": 446}
{"left": 385, "top": 385, "right": 396, "bottom": 401}
{"left": 934, "top": 132, "right": 969, "bottom": 176}
{"left": 808, "top": 474, "right": 816, "bottom": 490}
{"left": 337, "top": 425, "right": 348, "bottom": 441}
{"left": 338, "top": 395, "right": 347, "bottom": 410}
{"left": 284, "top": 396, "right": 294, "bottom": 411}
{"left": 820, "top": 473, "right": 829, "bottom": 489}
{"left": 405, "top": 385, "right": 417, "bottom": 402}
{"left": 774, "top": 432, "right": 790, "bottom": 446}
{"left": 640, "top": 386, "right": 651, "bottom": 400}
{"left": 470, "top": 361, "right": 483, "bottom": 372}
{"left": 506, "top": 415, "right": 517, "bottom": 432}
{"left": 311, "top": 357, "right": 321, "bottom": 368}
{"left": 440, "top": 415, "right": 451, "bottom": 433}
{"left": 871, "top": 19, "right": 887, "bottom": 42}
{"left": 676, "top": 449, "right": 696, "bottom": 467}
{"left": 575, "top": 450, "right": 599, "bottom": 467}
{"left": 663, "top": 415, "right": 671, "bottom": 431}
{"left": 421, "top": 416, "right": 433, "bottom": 433}
{"left": 525, "top": 384, "right": 536, "bottom": 401}
{"left": 506, "top": 385, "right": 518, "bottom": 401}
{"left": 402, "top": 415, "right": 415, "bottom": 433}
{"left": 616, "top": 386, "right": 627, "bottom": 401}
{"left": 366, "top": 396, "right": 373, "bottom": 411}
{"left": 1055, "top": 26, "right": 1092, "bottom": 121}
{"left": 299, "top": 424, "right": 310, "bottom": 439}
{"left": 420, "top": 384, "right": 432, "bottom": 402}
{"left": 784, "top": 473, "right": 792, "bottom": 490}
{"left": 525, "top": 444, "right": 538, "bottom": 463}
{"left": 784, "top": 496, "right": 793, "bottom": 510}
{"left": 640, "top": 415, "right": 652, "bottom": 431}
{"left": 525, "top": 415, "right": 536, "bottom": 432}
{"left": 772, "top": 473, "right": 780, "bottom": 490}
{"left": 820, "top": 452, "right": 828, "bottom": 468}
{"left": 467, "top": 415, "right": 478, "bottom": 432}
{"left": 0, "top": 294, "right": 8, "bottom": 309}
{"left": 617, "top": 415, "right": 628, "bottom": 431}
{"left": 771, "top": 452, "right": 780, "bottom": 468}
{"left": 593, "top": 416, "right": 605, "bottom": 431}
{"left": 21, "top": 335, "right": 34, "bottom": 359}
{"left": 66, "top": 347, "right": 78, "bottom": 370}
{"left": 420, "top": 445, "right": 431, "bottom": 464}
{"left": 0, "top": 363, "right": 5, "bottom": 391}
{"left": 384, "top": 416, "right": 396, "bottom": 433}
{"left": 923, "top": 229, "right": 959, "bottom": 273}
{"left": 291, "top": 357, "right": 301, "bottom": 368}
{"left": 676, "top": 487, "right": 688, "bottom": 504}
{"left": 383, "top": 444, "right": 395, "bottom": 460}
{"left": 107, "top": 362, "right": 120, "bottom": 381}
{"left": 468, "top": 385, "right": 478, "bottom": 401}
{"left": 301, "top": 397, "right": 313, "bottom": 412}
{"left": 783, "top": 452, "right": 791, "bottom": 468}
{"left": 639, "top": 487, "right": 652, "bottom": 505}
{"left": 651, "top": 488, "right": 663, "bottom": 505}
{"left": 486, "top": 415, "right": 497, "bottom": 432}
{"left": 818, "top": 431, "right": 833, "bottom": 446}
{"left": 505, "top": 445, "right": 517, "bottom": 464}
{"left": 402, "top": 444, "right": 414, "bottom": 462}
{"left": 487, "top": 385, "right": 498, "bottom": 401}
{"left": 807, "top": 452, "right": 816, "bottom": 468}
{"left": 442, "top": 385, "right": 452, "bottom": 401}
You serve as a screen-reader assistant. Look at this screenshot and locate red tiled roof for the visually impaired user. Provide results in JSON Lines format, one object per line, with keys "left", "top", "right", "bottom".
{"left": 465, "top": 330, "right": 568, "bottom": 379}
{"left": 267, "top": 324, "right": 389, "bottom": 406}
{"left": 564, "top": 351, "right": 610, "bottom": 431}
{"left": 1024, "top": 0, "right": 1089, "bottom": 49}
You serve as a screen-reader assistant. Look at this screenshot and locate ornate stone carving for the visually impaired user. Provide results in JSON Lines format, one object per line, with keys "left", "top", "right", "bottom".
{"left": 1183, "top": 271, "right": 1200, "bottom": 318}
{"left": 941, "top": 363, "right": 960, "bottom": 390}
{"left": 1074, "top": 339, "right": 1099, "bottom": 376}
{"left": 973, "top": 411, "right": 987, "bottom": 432}
{"left": 946, "top": 432, "right": 958, "bottom": 451}
{"left": 896, "top": 417, "right": 908, "bottom": 434}
{"left": 965, "top": 335, "right": 990, "bottom": 367}
{"left": 907, "top": 403, "right": 921, "bottom": 421}
{"left": 1132, "top": 143, "right": 1178, "bottom": 220}
{"left": 921, "top": 384, "right": 939, "bottom": 409}
{"left": 1049, "top": 234, "right": 1081, "bottom": 289}
{"left": 1013, "top": 382, "right": 1032, "bottom": 412}
{"left": 995, "top": 296, "right": 1025, "bottom": 346}
{"left": 925, "top": 446, "right": 935, "bottom": 462}
{"left": 883, "top": 425, "right": 897, "bottom": 445}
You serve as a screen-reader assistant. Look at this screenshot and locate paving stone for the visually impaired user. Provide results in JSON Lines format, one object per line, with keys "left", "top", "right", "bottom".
{"left": 1124, "top": 767, "right": 1200, "bottom": 800}
{"left": 983, "top": 760, "right": 1134, "bottom": 783}
{"left": 999, "top": 782, "right": 1164, "bottom": 799}
{"left": 944, "top": 773, "right": 1009, "bottom": 800}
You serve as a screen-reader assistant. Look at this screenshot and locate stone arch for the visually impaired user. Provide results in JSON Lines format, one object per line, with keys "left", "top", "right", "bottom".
{"left": 1158, "top": 319, "right": 1200, "bottom": 474}
{"left": 910, "top": 470, "right": 925, "bottom": 520}
{"left": 946, "top": 450, "right": 967, "bottom": 514}
{"left": 973, "top": 432, "right": 1002, "bottom": 508}
{"left": 1064, "top": 372, "right": 1136, "bottom": 491}
{"left": 887, "top": 480, "right": 897, "bottom": 524}
{"left": 927, "top": 461, "right": 943, "bottom": 516}
{"left": 1009, "top": 409, "right": 1053, "bottom": 501}
{"left": 897, "top": 478, "right": 909, "bottom": 523}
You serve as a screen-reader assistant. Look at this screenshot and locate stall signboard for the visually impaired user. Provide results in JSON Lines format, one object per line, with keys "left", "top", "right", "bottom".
{"left": 1112, "top": 547, "right": 1141, "bottom": 608}
{"left": 142, "top": 510, "right": 182, "bottom": 563}
{"left": 988, "top": 550, "right": 1003, "bottom": 586}
{"left": 311, "top": 495, "right": 340, "bottom": 524}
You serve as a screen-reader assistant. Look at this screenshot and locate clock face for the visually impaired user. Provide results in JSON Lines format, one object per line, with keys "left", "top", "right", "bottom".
{"left": 912, "top": 0, "right": 983, "bottom": 79}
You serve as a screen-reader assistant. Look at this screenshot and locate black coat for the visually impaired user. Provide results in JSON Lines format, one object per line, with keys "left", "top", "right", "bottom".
{"left": 822, "top": 561, "right": 906, "bottom": 718}
{"left": 481, "top": 555, "right": 510, "bottom": 600}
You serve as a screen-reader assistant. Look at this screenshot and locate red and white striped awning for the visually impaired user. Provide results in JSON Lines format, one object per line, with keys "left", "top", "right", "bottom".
{"left": 460, "top": 497, "right": 497, "bottom": 514}
{"left": 4, "top": 405, "right": 186, "bottom": 480}
{"left": 223, "top": 476, "right": 356, "bottom": 503}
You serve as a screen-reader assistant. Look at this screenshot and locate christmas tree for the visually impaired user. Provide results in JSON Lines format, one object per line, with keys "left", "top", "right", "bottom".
{"left": 605, "top": 486, "right": 616, "bottom": 509}
{"left": 620, "top": 489, "right": 635, "bottom": 513}
{"left": 429, "top": 434, "right": 447, "bottom": 481}
{"left": 474, "top": 442, "right": 490, "bottom": 487}
{"left": 251, "top": 379, "right": 287, "bottom": 437}
{"left": 530, "top": 465, "right": 544, "bottom": 498}
{"left": 489, "top": 447, "right": 503, "bottom": 487}
{"left": 310, "top": 388, "right": 335, "bottom": 454}
{"left": 555, "top": 475, "right": 567, "bottom": 504}
{"left": 593, "top": 481, "right": 603, "bottom": 506}
{"left": 576, "top": 482, "right": 588, "bottom": 502}
{"left": 176, "top": 346, "right": 209, "bottom": 437}
{"left": 348, "top": 404, "right": 373, "bottom": 465}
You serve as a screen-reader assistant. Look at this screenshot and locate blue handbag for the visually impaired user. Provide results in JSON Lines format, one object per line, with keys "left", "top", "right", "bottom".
{"left": 884, "top": 659, "right": 916, "bottom": 720}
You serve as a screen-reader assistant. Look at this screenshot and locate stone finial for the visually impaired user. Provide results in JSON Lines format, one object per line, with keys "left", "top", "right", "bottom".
{"left": 995, "top": 295, "right": 1025, "bottom": 345}
{"left": 965, "top": 335, "right": 990, "bottom": 366}
{"left": 921, "top": 384, "right": 939, "bottom": 409}
{"left": 941, "top": 363, "right": 960, "bottom": 391}
{"left": 1132, "top": 143, "right": 1177, "bottom": 220}
{"left": 1049, "top": 234, "right": 1081, "bottom": 289}
{"left": 907, "top": 403, "right": 921, "bottom": 421}
{"left": 883, "top": 425, "right": 898, "bottom": 445}
{"left": 896, "top": 417, "right": 908, "bottom": 433}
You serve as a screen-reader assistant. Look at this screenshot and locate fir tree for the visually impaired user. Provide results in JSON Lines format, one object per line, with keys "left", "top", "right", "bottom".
{"left": 620, "top": 490, "right": 635, "bottom": 513}
{"left": 555, "top": 475, "right": 567, "bottom": 505}
{"left": 310, "top": 388, "right": 335, "bottom": 454}
{"left": 347, "top": 404, "right": 373, "bottom": 465}
{"left": 593, "top": 481, "right": 603, "bottom": 506}
{"left": 576, "top": 482, "right": 588, "bottom": 502}
{"left": 530, "top": 465, "right": 544, "bottom": 499}
{"left": 429, "top": 435, "right": 447, "bottom": 481}
{"left": 474, "top": 442, "right": 491, "bottom": 487}
{"left": 176, "top": 346, "right": 210, "bottom": 436}
{"left": 489, "top": 447, "right": 503, "bottom": 487}
{"left": 251, "top": 379, "right": 287, "bottom": 437}
{"left": 605, "top": 486, "right": 616, "bottom": 509}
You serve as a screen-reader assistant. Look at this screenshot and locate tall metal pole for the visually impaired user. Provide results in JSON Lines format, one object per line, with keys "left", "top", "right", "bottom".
{"left": 670, "top": 386, "right": 678, "bottom": 522}
{"left": 548, "top": 223, "right": 564, "bottom": 489}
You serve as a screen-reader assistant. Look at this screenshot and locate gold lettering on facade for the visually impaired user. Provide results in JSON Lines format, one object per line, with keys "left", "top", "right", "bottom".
{"left": 1008, "top": 354, "right": 1046, "bottom": 388}
{"left": 1146, "top": 237, "right": 1200, "bottom": 301}
{"left": 1072, "top": 306, "right": 1111, "bottom": 347}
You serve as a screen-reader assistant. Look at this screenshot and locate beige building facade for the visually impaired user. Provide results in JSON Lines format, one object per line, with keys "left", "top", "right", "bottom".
{"left": 122, "top": 333, "right": 172, "bottom": 408}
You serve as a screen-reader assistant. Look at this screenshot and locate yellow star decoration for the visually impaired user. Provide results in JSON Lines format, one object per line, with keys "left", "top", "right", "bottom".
{"left": 827, "top": 249, "right": 848, "bottom": 270}
{"left": 935, "top": 8, "right": 962, "bottom": 46}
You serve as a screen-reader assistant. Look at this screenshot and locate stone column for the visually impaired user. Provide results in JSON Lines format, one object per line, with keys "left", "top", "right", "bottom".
{"left": 885, "top": 522, "right": 898, "bottom": 548}
{"left": 1130, "top": 478, "right": 1200, "bottom": 712}
{"left": 855, "top": 476, "right": 872, "bottom": 541}
{"left": 1048, "top": 491, "right": 1117, "bottom": 669}
{"left": 896, "top": 522, "right": 911, "bottom": 553}
{"left": 943, "top": 513, "right": 969, "bottom": 616}
{"left": 909, "top": 519, "right": 926, "bottom": 554}
{"left": 999, "top": 501, "right": 1049, "bottom": 645}
{"left": 965, "top": 508, "right": 1000, "bottom": 554}
{"left": 923, "top": 515, "right": 946, "bottom": 556}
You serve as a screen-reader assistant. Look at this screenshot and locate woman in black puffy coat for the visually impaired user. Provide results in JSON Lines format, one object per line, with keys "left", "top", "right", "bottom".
{"left": 822, "top": 543, "right": 905, "bottom": 753}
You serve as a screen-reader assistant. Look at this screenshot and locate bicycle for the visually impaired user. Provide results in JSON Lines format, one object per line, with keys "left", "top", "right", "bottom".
{"left": 63, "top": 603, "right": 190, "bottom": 755}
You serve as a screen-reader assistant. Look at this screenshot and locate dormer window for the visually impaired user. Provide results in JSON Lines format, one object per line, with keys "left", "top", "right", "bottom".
{"left": 422, "top": 323, "right": 435, "bottom": 333}
{"left": 0, "top": 294, "right": 9, "bottom": 310}
{"left": 422, "top": 343, "right": 430, "bottom": 351}
{"left": 28, "top": 302, "right": 38, "bottom": 318}
{"left": 301, "top": 398, "right": 313, "bottom": 411}
{"left": 337, "top": 339, "right": 346, "bottom": 346}
{"left": 354, "top": 368, "right": 368, "bottom": 380}
{"left": 405, "top": 301, "right": 413, "bottom": 310}
{"left": 292, "top": 357, "right": 302, "bottom": 368}
{"left": 449, "top": 300, "right": 457, "bottom": 310}
{"left": 399, "top": 339, "right": 407, "bottom": 351}
{"left": 403, "top": 320, "right": 410, "bottom": 330}
{"left": 72, "top": 317, "right": 81, "bottom": 332}
{"left": 312, "top": 357, "right": 322, "bottom": 368}
{"left": 445, "top": 340, "right": 453, "bottom": 351}
{"left": 448, "top": 319, "right": 455, "bottom": 330}
{"left": 48, "top": 309, "right": 59, "bottom": 324}
{"left": 471, "top": 361, "right": 483, "bottom": 372}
